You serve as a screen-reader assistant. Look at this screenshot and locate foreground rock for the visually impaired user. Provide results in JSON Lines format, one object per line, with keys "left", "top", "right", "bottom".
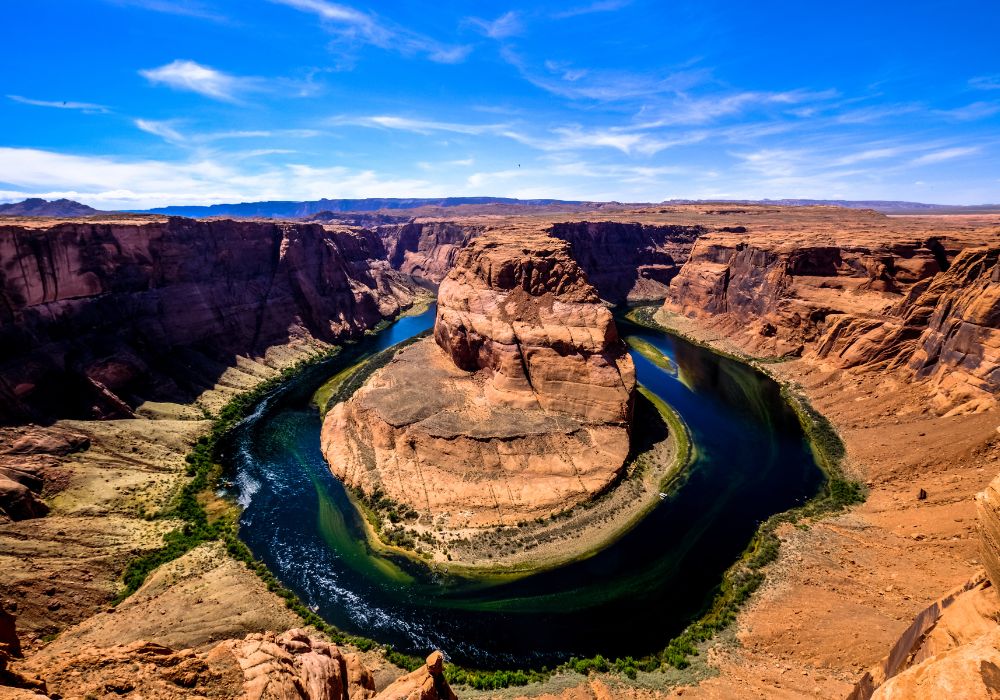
{"left": 3, "top": 620, "right": 454, "bottom": 700}
{"left": 322, "top": 231, "right": 635, "bottom": 530}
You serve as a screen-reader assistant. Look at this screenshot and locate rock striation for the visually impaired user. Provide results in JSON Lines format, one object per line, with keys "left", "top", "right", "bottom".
{"left": 663, "top": 223, "right": 1000, "bottom": 412}
{"left": 322, "top": 231, "right": 635, "bottom": 528}
{"left": 549, "top": 221, "right": 703, "bottom": 302}
{"left": 0, "top": 426, "right": 88, "bottom": 521}
{"left": 0, "top": 218, "right": 417, "bottom": 424}
{"left": 375, "top": 221, "right": 482, "bottom": 284}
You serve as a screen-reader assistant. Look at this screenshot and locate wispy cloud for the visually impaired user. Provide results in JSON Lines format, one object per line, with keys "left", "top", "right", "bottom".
{"left": 135, "top": 119, "right": 186, "bottom": 143}
{"left": 635, "top": 89, "right": 839, "bottom": 127}
{"left": 139, "top": 60, "right": 257, "bottom": 102}
{"left": 970, "top": 75, "right": 1000, "bottom": 91}
{"left": 910, "top": 146, "right": 980, "bottom": 166}
{"left": 0, "top": 147, "right": 441, "bottom": 209}
{"left": 935, "top": 101, "right": 1000, "bottom": 121}
{"left": 331, "top": 113, "right": 698, "bottom": 155}
{"left": 102, "top": 0, "right": 227, "bottom": 21}
{"left": 271, "top": 0, "right": 471, "bottom": 63}
{"left": 502, "top": 48, "right": 707, "bottom": 101}
{"left": 8, "top": 95, "right": 110, "bottom": 113}
{"left": 331, "top": 115, "right": 504, "bottom": 135}
{"left": 135, "top": 119, "right": 321, "bottom": 144}
{"left": 551, "top": 0, "right": 632, "bottom": 19}
{"left": 465, "top": 11, "right": 523, "bottom": 39}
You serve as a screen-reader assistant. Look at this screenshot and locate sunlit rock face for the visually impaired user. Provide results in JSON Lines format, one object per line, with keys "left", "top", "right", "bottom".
{"left": 322, "top": 231, "right": 635, "bottom": 528}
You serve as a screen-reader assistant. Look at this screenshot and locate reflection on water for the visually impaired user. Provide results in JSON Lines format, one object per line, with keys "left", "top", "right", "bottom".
{"left": 226, "top": 307, "right": 823, "bottom": 667}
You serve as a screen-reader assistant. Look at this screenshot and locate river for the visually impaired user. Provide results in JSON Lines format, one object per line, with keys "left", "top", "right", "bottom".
{"left": 225, "top": 305, "right": 823, "bottom": 668}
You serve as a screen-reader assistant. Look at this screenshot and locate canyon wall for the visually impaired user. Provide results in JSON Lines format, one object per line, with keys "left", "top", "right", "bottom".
{"left": 322, "top": 231, "right": 636, "bottom": 528}
{"left": 375, "top": 221, "right": 482, "bottom": 283}
{"left": 0, "top": 218, "right": 418, "bottom": 424}
{"left": 663, "top": 229, "right": 1000, "bottom": 412}
{"left": 549, "top": 221, "right": 704, "bottom": 302}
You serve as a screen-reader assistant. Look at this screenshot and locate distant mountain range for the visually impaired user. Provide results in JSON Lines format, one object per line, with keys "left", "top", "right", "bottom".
{"left": 0, "top": 198, "right": 101, "bottom": 217}
{"left": 137, "top": 197, "right": 587, "bottom": 218}
{"left": 0, "top": 196, "right": 997, "bottom": 219}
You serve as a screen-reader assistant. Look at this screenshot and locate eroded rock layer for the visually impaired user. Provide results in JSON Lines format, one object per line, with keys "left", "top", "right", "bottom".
{"left": 662, "top": 220, "right": 1000, "bottom": 412}
{"left": 322, "top": 231, "right": 635, "bottom": 527}
{"left": 0, "top": 218, "right": 417, "bottom": 423}
{"left": 549, "top": 221, "right": 704, "bottom": 302}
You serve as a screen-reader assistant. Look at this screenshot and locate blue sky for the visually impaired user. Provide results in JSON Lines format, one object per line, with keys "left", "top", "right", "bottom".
{"left": 2, "top": 0, "right": 998, "bottom": 208}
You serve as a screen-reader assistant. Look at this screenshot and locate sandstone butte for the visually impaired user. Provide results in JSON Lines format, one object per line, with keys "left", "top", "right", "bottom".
{"left": 4, "top": 205, "right": 1000, "bottom": 699}
{"left": 321, "top": 231, "right": 636, "bottom": 529}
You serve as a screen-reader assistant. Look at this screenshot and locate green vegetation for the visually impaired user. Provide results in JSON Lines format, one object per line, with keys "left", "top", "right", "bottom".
{"left": 625, "top": 335, "right": 676, "bottom": 372}
{"left": 114, "top": 347, "right": 346, "bottom": 602}
{"left": 612, "top": 303, "right": 866, "bottom": 671}
{"left": 113, "top": 302, "right": 867, "bottom": 692}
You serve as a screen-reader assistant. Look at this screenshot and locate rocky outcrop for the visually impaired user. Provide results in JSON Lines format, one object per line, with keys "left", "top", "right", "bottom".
{"left": 375, "top": 222, "right": 482, "bottom": 284}
{"left": 208, "top": 629, "right": 377, "bottom": 700}
{"left": 0, "top": 426, "right": 87, "bottom": 521}
{"left": 0, "top": 218, "right": 418, "bottom": 424}
{"left": 9, "top": 626, "right": 453, "bottom": 700}
{"left": 372, "top": 651, "right": 455, "bottom": 700}
{"left": 549, "top": 221, "right": 703, "bottom": 302}
{"left": 322, "top": 231, "right": 635, "bottom": 528}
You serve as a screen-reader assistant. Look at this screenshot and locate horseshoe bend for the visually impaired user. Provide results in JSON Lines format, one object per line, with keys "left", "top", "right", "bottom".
{"left": 3, "top": 5, "right": 1000, "bottom": 694}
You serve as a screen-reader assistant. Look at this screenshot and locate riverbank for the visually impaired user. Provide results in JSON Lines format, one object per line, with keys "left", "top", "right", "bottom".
{"left": 613, "top": 305, "right": 1000, "bottom": 700}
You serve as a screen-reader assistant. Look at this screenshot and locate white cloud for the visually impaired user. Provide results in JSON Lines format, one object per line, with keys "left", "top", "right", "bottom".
{"left": 332, "top": 115, "right": 504, "bottom": 135}
{"left": 8, "top": 95, "right": 109, "bottom": 113}
{"left": 501, "top": 47, "right": 708, "bottom": 102}
{"left": 135, "top": 119, "right": 186, "bottom": 143}
{"left": 271, "top": 0, "right": 471, "bottom": 63}
{"left": 140, "top": 60, "right": 255, "bottom": 102}
{"left": 936, "top": 101, "right": 1000, "bottom": 121}
{"left": 134, "top": 120, "right": 322, "bottom": 144}
{"left": 910, "top": 147, "right": 980, "bottom": 166}
{"left": 466, "top": 11, "right": 523, "bottom": 39}
{"left": 331, "top": 113, "right": 696, "bottom": 155}
{"left": 102, "top": 0, "right": 227, "bottom": 21}
{"left": 830, "top": 145, "right": 918, "bottom": 167}
{"left": 970, "top": 75, "right": 1000, "bottom": 91}
{"left": 0, "top": 147, "right": 442, "bottom": 209}
{"left": 551, "top": 0, "right": 632, "bottom": 19}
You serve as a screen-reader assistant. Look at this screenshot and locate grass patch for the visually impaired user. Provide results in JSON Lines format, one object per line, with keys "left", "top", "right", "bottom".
{"left": 625, "top": 335, "right": 676, "bottom": 372}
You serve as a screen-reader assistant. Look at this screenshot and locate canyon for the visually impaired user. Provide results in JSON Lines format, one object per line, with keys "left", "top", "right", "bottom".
{"left": 1, "top": 205, "right": 1000, "bottom": 699}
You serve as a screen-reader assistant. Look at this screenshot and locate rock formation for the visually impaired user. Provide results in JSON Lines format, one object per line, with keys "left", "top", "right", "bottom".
{"left": 0, "top": 218, "right": 418, "bottom": 423}
{"left": 0, "top": 426, "right": 88, "bottom": 521}
{"left": 663, "top": 222, "right": 1000, "bottom": 412}
{"left": 322, "top": 231, "right": 635, "bottom": 528}
{"left": 208, "top": 629, "right": 377, "bottom": 700}
{"left": 1, "top": 623, "right": 454, "bottom": 700}
{"left": 375, "top": 221, "right": 482, "bottom": 284}
{"left": 371, "top": 651, "right": 456, "bottom": 700}
{"left": 549, "top": 221, "right": 703, "bottom": 302}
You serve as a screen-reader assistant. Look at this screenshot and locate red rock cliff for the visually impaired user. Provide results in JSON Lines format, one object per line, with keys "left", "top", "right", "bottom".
{"left": 663, "top": 224, "right": 1000, "bottom": 412}
{"left": 549, "top": 221, "right": 704, "bottom": 302}
{"left": 322, "top": 231, "right": 635, "bottom": 528}
{"left": 0, "top": 218, "right": 417, "bottom": 423}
